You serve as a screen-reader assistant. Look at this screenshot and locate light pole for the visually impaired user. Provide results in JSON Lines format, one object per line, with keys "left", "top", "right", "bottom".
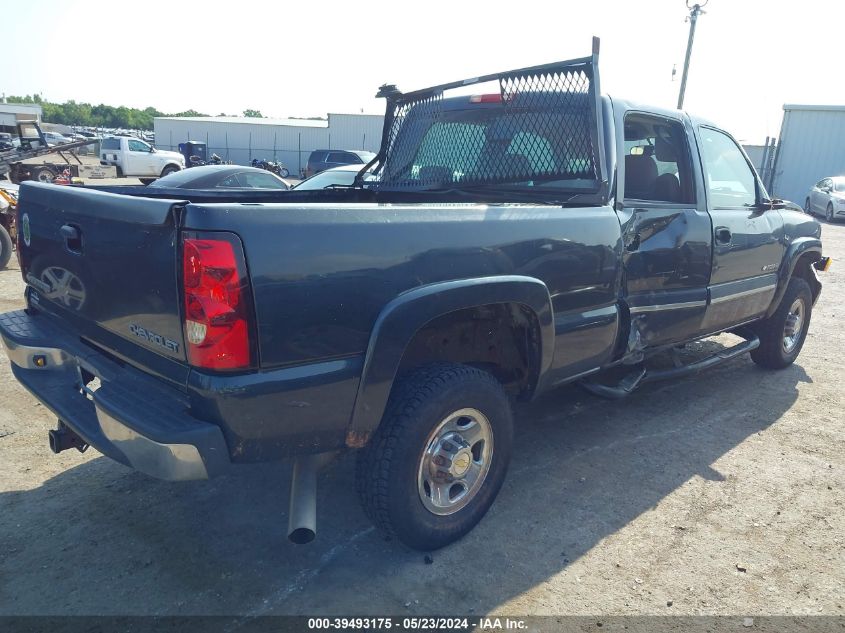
{"left": 677, "top": 0, "right": 708, "bottom": 110}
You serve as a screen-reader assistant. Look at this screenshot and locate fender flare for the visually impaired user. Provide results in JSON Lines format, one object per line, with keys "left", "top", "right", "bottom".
{"left": 766, "top": 237, "right": 822, "bottom": 317}
{"left": 345, "top": 275, "right": 555, "bottom": 447}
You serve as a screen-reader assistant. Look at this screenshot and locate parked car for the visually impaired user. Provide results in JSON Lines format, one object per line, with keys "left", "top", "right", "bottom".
{"left": 305, "top": 149, "right": 376, "bottom": 178}
{"left": 805, "top": 176, "right": 845, "bottom": 222}
{"left": 99, "top": 136, "right": 184, "bottom": 178}
{"left": 0, "top": 49, "right": 830, "bottom": 552}
{"left": 147, "top": 165, "right": 290, "bottom": 190}
{"left": 42, "top": 132, "right": 73, "bottom": 147}
{"left": 291, "top": 163, "right": 373, "bottom": 190}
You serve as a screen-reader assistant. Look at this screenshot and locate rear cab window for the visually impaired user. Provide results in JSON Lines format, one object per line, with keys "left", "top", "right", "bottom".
{"left": 385, "top": 96, "right": 596, "bottom": 189}
{"left": 101, "top": 138, "right": 121, "bottom": 151}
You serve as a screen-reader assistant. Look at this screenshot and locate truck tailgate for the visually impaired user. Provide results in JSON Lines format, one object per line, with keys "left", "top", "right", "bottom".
{"left": 17, "top": 182, "right": 190, "bottom": 387}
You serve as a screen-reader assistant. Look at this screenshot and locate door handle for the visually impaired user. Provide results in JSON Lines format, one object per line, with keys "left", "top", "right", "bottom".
{"left": 61, "top": 224, "right": 82, "bottom": 253}
{"left": 715, "top": 227, "right": 732, "bottom": 245}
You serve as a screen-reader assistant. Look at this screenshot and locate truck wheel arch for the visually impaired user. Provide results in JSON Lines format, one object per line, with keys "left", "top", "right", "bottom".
{"left": 160, "top": 164, "right": 182, "bottom": 178}
{"left": 767, "top": 237, "right": 822, "bottom": 317}
{"left": 345, "top": 276, "right": 555, "bottom": 448}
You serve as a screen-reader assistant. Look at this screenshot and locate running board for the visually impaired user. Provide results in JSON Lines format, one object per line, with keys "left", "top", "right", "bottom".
{"left": 579, "top": 335, "right": 760, "bottom": 400}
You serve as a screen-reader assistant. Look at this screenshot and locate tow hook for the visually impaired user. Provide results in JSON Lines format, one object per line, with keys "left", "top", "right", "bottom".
{"left": 48, "top": 421, "right": 89, "bottom": 454}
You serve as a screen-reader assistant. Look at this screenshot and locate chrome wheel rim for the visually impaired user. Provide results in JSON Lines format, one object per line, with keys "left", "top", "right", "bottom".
{"left": 417, "top": 408, "right": 493, "bottom": 516}
{"left": 782, "top": 298, "right": 805, "bottom": 354}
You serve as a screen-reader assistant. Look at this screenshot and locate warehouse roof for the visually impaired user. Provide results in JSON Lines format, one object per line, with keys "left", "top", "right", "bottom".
{"left": 782, "top": 104, "right": 845, "bottom": 112}
{"left": 155, "top": 116, "right": 329, "bottom": 127}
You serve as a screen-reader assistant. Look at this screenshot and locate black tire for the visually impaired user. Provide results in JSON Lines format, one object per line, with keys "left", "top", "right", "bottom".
{"left": 0, "top": 224, "right": 12, "bottom": 269}
{"left": 160, "top": 165, "right": 180, "bottom": 178}
{"left": 279, "top": 167, "right": 290, "bottom": 178}
{"left": 750, "top": 277, "right": 812, "bottom": 370}
{"left": 356, "top": 363, "right": 513, "bottom": 550}
{"left": 32, "top": 166, "right": 56, "bottom": 183}
{"left": 804, "top": 198, "right": 812, "bottom": 215}
{"left": 826, "top": 203, "right": 835, "bottom": 222}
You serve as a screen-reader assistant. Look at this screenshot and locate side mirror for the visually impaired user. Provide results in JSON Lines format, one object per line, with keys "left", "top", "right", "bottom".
{"left": 749, "top": 197, "right": 782, "bottom": 212}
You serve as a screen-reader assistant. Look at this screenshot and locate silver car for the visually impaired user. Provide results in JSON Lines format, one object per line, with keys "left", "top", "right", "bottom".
{"left": 805, "top": 176, "right": 845, "bottom": 222}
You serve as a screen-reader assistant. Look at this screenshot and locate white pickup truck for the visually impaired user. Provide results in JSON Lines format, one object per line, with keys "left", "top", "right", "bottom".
{"left": 99, "top": 136, "right": 184, "bottom": 179}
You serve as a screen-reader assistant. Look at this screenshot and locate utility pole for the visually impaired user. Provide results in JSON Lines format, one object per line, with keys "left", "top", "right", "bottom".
{"left": 677, "top": 0, "right": 708, "bottom": 110}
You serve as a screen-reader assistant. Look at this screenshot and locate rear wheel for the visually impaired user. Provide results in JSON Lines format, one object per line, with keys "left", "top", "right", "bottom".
{"left": 750, "top": 277, "right": 812, "bottom": 370}
{"left": 160, "top": 165, "right": 180, "bottom": 178}
{"left": 356, "top": 363, "right": 513, "bottom": 550}
{"left": 32, "top": 166, "right": 56, "bottom": 183}
{"left": 0, "top": 224, "right": 12, "bottom": 269}
{"left": 827, "top": 203, "right": 835, "bottom": 222}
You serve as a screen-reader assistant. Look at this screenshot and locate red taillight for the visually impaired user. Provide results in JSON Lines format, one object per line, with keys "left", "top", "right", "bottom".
{"left": 181, "top": 235, "right": 254, "bottom": 370}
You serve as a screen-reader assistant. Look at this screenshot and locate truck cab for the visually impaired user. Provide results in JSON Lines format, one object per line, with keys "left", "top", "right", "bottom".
{"left": 99, "top": 136, "right": 184, "bottom": 178}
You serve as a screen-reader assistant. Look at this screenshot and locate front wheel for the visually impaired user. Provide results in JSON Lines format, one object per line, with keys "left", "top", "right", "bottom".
{"left": 279, "top": 167, "right": 290, "bottom": 178}
{"left": 356, "top": 363, "right": 513, "bottom": 550}
{"left": 750, "top": 277, "right": 812, "bottom": 370}
{"left": 160, "top": 165, "right": 180, "bottom": 178}
{"left": 0, "top": 224, "right": 12, "bottom": 269}
{"left": 827, "top": 203, "right": 835, "bottom": 222}
{"left": 804, "top": 198, "right": 812, "bottom": 215}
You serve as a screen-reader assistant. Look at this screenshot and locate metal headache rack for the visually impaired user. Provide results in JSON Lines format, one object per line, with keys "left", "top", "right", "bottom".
{"left": 366, "top": 38, "right": 607, "bottom": 194}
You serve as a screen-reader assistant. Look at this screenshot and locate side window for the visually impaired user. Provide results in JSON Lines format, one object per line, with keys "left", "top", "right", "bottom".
{"left": 128, "top": 139, "right": 149, "bottom": 153}
{"left": 698, "top": 127, "right": 757, "bottom": 208}
{"left": 327, "top": 152, "right": 350, "bottom": 163}
{"left": 623, "top": 114, "right": 694, "bottom": 204}
{"left": 240, "top": 172, "right": 287, "bottom": 189}
{"left": 217, "top": 174, "right": 241, "bottom": 187}
{"left": 815, "top": 178, "right": 827, "bottom": 189}
{"left": 309, "top": 152, "right": 326, "bottom": 164}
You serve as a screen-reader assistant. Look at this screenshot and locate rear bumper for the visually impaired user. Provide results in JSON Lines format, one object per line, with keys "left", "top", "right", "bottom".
{"left": 0, "top": 309, "right": 230, "bottom": 480}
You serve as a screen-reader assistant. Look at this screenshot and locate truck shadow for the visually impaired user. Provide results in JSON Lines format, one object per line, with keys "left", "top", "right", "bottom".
{"left": 0, "top": 347, "right": 810, "bottom": 616}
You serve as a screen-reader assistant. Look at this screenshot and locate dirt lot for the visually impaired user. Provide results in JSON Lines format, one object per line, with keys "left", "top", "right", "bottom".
{"left": 0, "top": 222, "right": 842, "bottom": 619}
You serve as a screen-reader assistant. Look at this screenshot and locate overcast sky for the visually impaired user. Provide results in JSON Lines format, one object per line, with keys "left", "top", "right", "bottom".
{"left": 4, "top": 0, "right": 842, "bottom": 143}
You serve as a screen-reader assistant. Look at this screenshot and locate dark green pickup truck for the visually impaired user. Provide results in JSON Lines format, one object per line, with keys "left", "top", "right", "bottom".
{"left": 0, "top": 43, "right": 829, "bottom": 550}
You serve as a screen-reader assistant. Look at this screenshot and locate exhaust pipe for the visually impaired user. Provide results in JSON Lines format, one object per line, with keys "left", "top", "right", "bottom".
{"left": 287, "top": 451, "right": 336, "bottom": 545}
{"left": 48, "top": 421, "right": 88, "bottom": 454}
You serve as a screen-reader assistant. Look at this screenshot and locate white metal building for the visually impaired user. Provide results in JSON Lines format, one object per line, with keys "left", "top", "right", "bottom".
{"left": 154, "top": 113, "right": 384, "bottom": 176}
{"left": 0, "top": 102, "right": 42, "bottom": 133}
{"left": 769, "top": 104, "right": 845, "bottom": 205}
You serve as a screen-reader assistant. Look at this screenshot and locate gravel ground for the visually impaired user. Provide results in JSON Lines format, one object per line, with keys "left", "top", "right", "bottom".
{"left": 0, "top": 221, "right": 842, "bottom": 620}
